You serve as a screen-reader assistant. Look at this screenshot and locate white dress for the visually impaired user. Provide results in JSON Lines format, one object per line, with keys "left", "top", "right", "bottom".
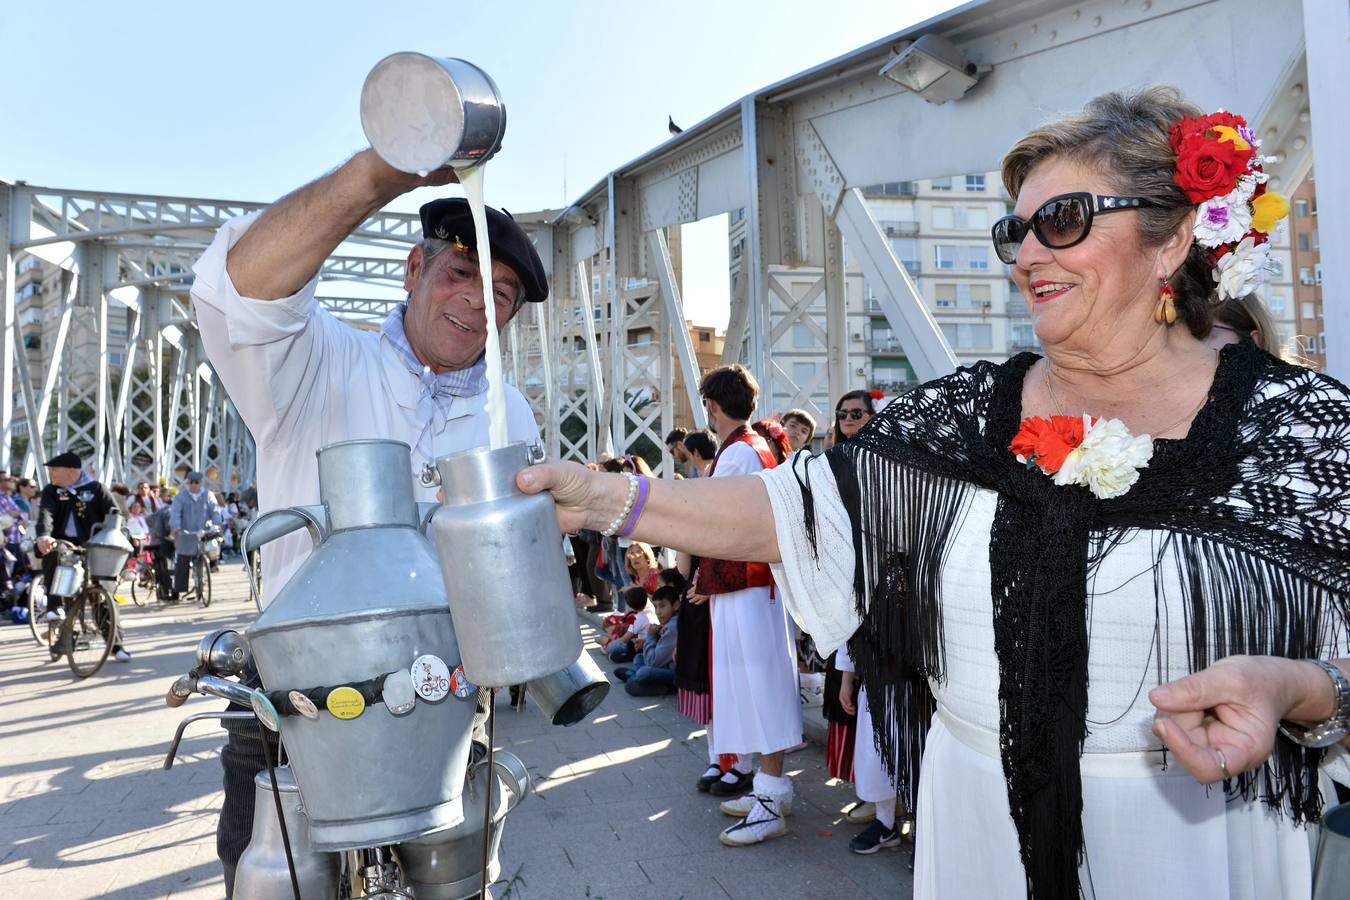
{"left": 759, "top": 461, "right": 1349, "bottom": 900}
{"left": 708, "top": 441, "right": 803, "bottom": 756}
{"left": 193, "top": 213, "right": 539, "bottom": 603}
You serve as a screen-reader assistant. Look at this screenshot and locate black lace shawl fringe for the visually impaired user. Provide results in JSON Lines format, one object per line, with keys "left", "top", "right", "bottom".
{"left": 792, "top": 343, "right": 1350, "bottom": 899}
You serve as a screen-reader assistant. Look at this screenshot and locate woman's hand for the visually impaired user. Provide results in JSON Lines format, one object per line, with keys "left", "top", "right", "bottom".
{"left": 517, "top": 461, "right": 610, "bottom": 535}
{"left": 839, "top": 671, "right": 857, "bottom": 716}
{"left": 1149, "top": 655, "right": 1329, "bottom": 784}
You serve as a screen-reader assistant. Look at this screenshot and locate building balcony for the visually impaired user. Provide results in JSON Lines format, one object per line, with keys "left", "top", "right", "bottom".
{"left": 883, "top": 222, "right": 920, "bottom": 238}
{"left": 869, "top": 336, "right": 905, "bottom": 354}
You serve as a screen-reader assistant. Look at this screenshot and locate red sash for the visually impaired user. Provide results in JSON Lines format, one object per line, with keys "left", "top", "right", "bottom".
{"left": 696, "top": 427, "right": 777, "bottom": 596}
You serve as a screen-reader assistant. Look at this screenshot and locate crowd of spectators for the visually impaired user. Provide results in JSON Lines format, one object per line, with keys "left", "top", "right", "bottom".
{"left": 551, "top": 376, "right": 902, "bottom": 855}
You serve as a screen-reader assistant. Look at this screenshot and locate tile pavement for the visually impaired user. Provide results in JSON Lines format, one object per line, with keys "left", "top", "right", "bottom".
{"left": 0, "top": 565, "right": 913, "bottom": 899}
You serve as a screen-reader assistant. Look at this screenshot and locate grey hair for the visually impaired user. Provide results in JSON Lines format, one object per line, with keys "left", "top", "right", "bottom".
{"left": 1001, "top": 86, "right": 1215, "bottom": 338}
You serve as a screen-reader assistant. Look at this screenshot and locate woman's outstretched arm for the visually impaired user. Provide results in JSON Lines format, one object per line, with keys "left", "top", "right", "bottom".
{"left": 517, "top": 461, "right": 780, "bottom": 564}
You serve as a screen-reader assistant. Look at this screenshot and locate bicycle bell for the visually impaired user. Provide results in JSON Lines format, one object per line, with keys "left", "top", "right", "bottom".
{"left": 196, "top": 629, "right": 252, "bottom": 678}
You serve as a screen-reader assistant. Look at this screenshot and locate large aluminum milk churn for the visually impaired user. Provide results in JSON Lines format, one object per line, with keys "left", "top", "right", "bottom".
{"left": 234, "top": 767, "right": 339, "bottom": 900}
{"left": 85, "top": 511, "right": 134, "bottom": 581}
{"left": 428, "top": 443, "right": 581, "bottom": 687}
{"left": 244, "top": 440, "right": 477, "bottom": 850}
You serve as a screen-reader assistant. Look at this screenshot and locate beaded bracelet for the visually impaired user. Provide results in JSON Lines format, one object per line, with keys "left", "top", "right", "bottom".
{"left": 602, "top": 472, "right": 639, "bottom": 537}
{"left": 618, "top": 475, "right": 650, "bottom": 538}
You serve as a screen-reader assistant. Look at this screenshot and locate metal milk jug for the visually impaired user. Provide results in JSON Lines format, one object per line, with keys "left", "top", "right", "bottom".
{"left": 427, "top": 443, "right": 581, "bottom": 687}
{"left": 361, "top": 53, "right": 505, "bottom": 174}
{"left": 234, "top": 767, "right": 339, "bottom": 900}
{"left": 85, "top": 511, "right": 134, "bottom": 581}
{"left": 244, "top": 439, "right": 477, "bottom": 850}
{"left": 398, "top": 751, "right": 530, "bottom": 900}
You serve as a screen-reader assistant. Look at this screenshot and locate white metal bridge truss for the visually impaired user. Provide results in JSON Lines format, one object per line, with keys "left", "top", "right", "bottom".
{"left": 2, "top": 0, "right": 1342, "bottom": 486}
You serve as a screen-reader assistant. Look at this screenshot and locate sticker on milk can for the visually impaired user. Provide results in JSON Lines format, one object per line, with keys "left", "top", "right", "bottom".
{"left": 289, "top": 691, "right": 319, "bottom": 720}
{"left": 326, "top": 685, "right": 366, "bottom": 720}
{"left": 449, "top": 664, "right": 477, "bottom": 700}
{"left": 412, "top": 654, "right": 451, "bottom": 702}
{"left": 382, "top": 671, "right": 417, "bottom": 716}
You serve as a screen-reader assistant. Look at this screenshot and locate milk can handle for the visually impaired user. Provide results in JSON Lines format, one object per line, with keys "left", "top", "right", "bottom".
{"left": 241, "top": 507, "right": 327, "bottom": 611}
{"left": 473, "top": 750, "right": 530, "bottom": 813}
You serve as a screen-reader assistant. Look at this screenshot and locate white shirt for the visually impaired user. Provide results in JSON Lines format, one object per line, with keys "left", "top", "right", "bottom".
{"left": 193, "top": 213, "right": 539, "bottom": 603}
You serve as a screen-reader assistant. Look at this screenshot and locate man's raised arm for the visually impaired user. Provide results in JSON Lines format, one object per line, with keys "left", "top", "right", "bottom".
{"left": 227, "top": 149, "right": 457, "bottom": 301}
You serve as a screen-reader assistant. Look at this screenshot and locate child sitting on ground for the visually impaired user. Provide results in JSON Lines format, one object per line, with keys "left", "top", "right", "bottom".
{"left": 604, "top": 586, "right": 654, "bottom": 663}
{"left": 615, "top": 585, "right": 680, "bottom": 696}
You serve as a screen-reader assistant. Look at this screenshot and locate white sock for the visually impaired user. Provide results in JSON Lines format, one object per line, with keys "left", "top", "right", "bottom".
{"left": 705, "top": 722, "right": 719, "bottom": 765}
{"left": 875, "top": 796, "right": 896, "bottom": 829}
{"left": 752, "top": 770, "right": 793, "bottom": 803}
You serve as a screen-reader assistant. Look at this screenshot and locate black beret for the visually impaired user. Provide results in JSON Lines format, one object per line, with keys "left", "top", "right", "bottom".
{"left": 418, "top": 198, "right": 549, "bottom": 303}
{"left": 46, "top": 451, "right": 81, "bottom": 469}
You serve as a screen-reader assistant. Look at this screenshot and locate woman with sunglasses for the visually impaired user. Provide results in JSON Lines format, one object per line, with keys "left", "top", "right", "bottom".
{"left": 519, "top": 87, "right": 1348, "bottom": 898}
{"left": 829, "top": 391, "right": 876, "bottom": 447}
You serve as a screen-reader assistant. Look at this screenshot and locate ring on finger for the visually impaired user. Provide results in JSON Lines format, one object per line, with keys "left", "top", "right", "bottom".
{"left": 1215, "top": 748, "right": 1229, "bottom": 780}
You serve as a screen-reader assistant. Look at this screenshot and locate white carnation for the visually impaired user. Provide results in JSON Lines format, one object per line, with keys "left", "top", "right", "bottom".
{"left": 1194, "top": 191, "right": 1252, "bottom": 248}
{"left": 1074, "top": 418, "right": 1154, "bottom": 500}
{"left": 1214, "top": 236, "right": 1269, "bottom": 301}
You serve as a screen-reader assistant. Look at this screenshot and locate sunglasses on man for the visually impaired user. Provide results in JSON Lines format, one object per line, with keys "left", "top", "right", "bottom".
{"left": 991, "top": 192, "right": 1157, "bottom": 265}
{"left": 835, "top": 409, "right": 869, "bottom": 421}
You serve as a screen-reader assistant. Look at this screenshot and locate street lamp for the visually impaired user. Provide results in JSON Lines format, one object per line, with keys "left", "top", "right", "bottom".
{"left": 879, "top": 34, "right": 983, "bottom": 105}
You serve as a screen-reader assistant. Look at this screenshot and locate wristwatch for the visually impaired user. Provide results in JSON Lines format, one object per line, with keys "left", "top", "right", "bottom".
{"left": 1278, "top": 660, "right": 1350, "bottom": 749}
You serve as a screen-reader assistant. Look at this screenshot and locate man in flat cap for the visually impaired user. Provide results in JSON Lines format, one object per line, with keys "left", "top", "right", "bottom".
{"left": 34, "top": 451, "right": 132, "bottom": 662}
{"left": 190, "top": 149, "right": 546, "bottom": 893}
{"left": 167, "top": 470, "right": 220, "bottom": 602}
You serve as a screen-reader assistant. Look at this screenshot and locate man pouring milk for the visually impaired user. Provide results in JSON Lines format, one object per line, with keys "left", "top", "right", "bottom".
{"left": 187, "top": 141, "right": 547, "bottom": 892}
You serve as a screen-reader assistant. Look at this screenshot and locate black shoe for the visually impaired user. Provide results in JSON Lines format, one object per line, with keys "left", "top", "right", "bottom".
{"left": 613, "top": 666, "right": 635, "bottom": 683}
{"left": 848, "top": 820, "right": 901, "bottom": 855}
{"left": 696, "top": 765, "right": 723, "bottom": 793}
{"left": 708, "top": 768, "right": 754, "bottom": 797}
{"left": 624, "top": 681, "right": 675, "bottom": 697}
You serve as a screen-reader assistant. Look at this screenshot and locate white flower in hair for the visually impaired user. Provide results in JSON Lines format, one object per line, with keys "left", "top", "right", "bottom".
{"left": 1194, "top": 191, "right": 1252, "bottom": 247}
{"left": 1214, "top": 235, "right": 1269, "bottom": 301}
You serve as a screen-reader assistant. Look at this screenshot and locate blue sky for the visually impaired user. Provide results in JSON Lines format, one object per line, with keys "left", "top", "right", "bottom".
{"left": 3, "top": 0, "right": 963, "bottom": 324}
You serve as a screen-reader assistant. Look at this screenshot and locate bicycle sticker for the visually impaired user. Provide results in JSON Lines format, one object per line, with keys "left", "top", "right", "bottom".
{"left": 411, "top": 654, "right": 451, "bottom": 702}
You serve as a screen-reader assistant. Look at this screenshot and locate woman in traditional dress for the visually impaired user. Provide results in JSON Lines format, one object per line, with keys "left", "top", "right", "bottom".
{"left": 521, "top": 87, "right": 1350, "bottom": 898}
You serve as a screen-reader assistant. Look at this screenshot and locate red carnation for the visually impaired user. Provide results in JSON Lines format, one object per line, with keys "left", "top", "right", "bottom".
{"left": 869, "top": 388, "right": 884, "bottom": 401}
{"left": 1009, "top": 415, "right": 1086, "bottom": 474}
{"left": 1173, "top": 133, "right": 1254, "bottom": 203}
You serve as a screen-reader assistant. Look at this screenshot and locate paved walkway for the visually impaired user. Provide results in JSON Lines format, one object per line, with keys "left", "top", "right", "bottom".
{"left": 0, "top": 565, "right": 913, "bottom": 899}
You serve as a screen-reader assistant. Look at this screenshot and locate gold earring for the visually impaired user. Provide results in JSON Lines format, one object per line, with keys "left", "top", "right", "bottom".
{"left": 1153, "top": 281, "right": 1177, "bottom": 325}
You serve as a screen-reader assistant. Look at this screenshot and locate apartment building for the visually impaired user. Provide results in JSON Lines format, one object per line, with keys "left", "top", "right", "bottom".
{"left": 1288, "top": 176, "right": 1323, "bottom": 367}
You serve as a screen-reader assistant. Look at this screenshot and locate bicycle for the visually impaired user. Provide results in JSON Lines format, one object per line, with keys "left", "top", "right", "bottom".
{"left": 44, "top": 540, "right": 119, "bottom": 678}
{"left": 117, "top": 548, "right": 161, "bottom": 607}
{"left": 178, "top": 527, "right": 220, "bottom": 608}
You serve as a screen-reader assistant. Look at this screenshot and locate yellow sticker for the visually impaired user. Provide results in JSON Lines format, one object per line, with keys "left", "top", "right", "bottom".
{"left": 326, "top": 686, "right": 366, "bottom": 720}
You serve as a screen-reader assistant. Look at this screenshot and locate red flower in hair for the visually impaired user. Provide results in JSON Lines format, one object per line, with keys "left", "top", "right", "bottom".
{"left": 1173, "top": 133, "right": 1253, "bottom": 203}
{"left": 1169, "top": 111, "right": 1248, "bottom": 151}
{"left": 869, "top": 388, "right": 884, "bottom": 401}
{"left": 1009, "top": 415, "right": 1087, "bottom": 474}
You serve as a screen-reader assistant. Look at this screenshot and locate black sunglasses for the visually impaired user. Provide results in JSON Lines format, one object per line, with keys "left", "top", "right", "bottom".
{"left": 991, "top": 192, "right": 1157, "bottom": 264}
{"left": 835, "top": 409, "right": 869, "bottom": 421}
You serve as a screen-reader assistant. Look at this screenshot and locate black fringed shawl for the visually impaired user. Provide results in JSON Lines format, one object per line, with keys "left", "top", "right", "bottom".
{"left": 794, "top": 340, "right": 1350, "bottom": 899}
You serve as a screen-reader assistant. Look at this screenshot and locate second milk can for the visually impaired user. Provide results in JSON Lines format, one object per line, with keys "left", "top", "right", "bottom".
{"left": 245, "top": 439, "right": 477, "bottom": 850}
{"left": 427, "top": 442, "right": 580, "bottom": 687}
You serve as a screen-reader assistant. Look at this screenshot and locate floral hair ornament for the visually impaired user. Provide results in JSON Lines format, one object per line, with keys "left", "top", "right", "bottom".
{"left": 1010, "top": 414, "right": 1154, "bottom": 500}
{"left": 1170, "top": 110, "right": 1289, "bottom": 301}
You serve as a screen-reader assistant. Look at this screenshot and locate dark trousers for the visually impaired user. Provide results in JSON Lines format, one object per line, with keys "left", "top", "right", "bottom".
{"left": 152, "top": 544, "right": 173, "bottom": 595}
{"left": 173, "top": 552, "right": 198, "bottom": 593}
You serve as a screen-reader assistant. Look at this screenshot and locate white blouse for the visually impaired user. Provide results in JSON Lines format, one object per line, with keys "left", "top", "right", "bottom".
{"left": 758, "top": 458, "right": 1348, "bottom": 899}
